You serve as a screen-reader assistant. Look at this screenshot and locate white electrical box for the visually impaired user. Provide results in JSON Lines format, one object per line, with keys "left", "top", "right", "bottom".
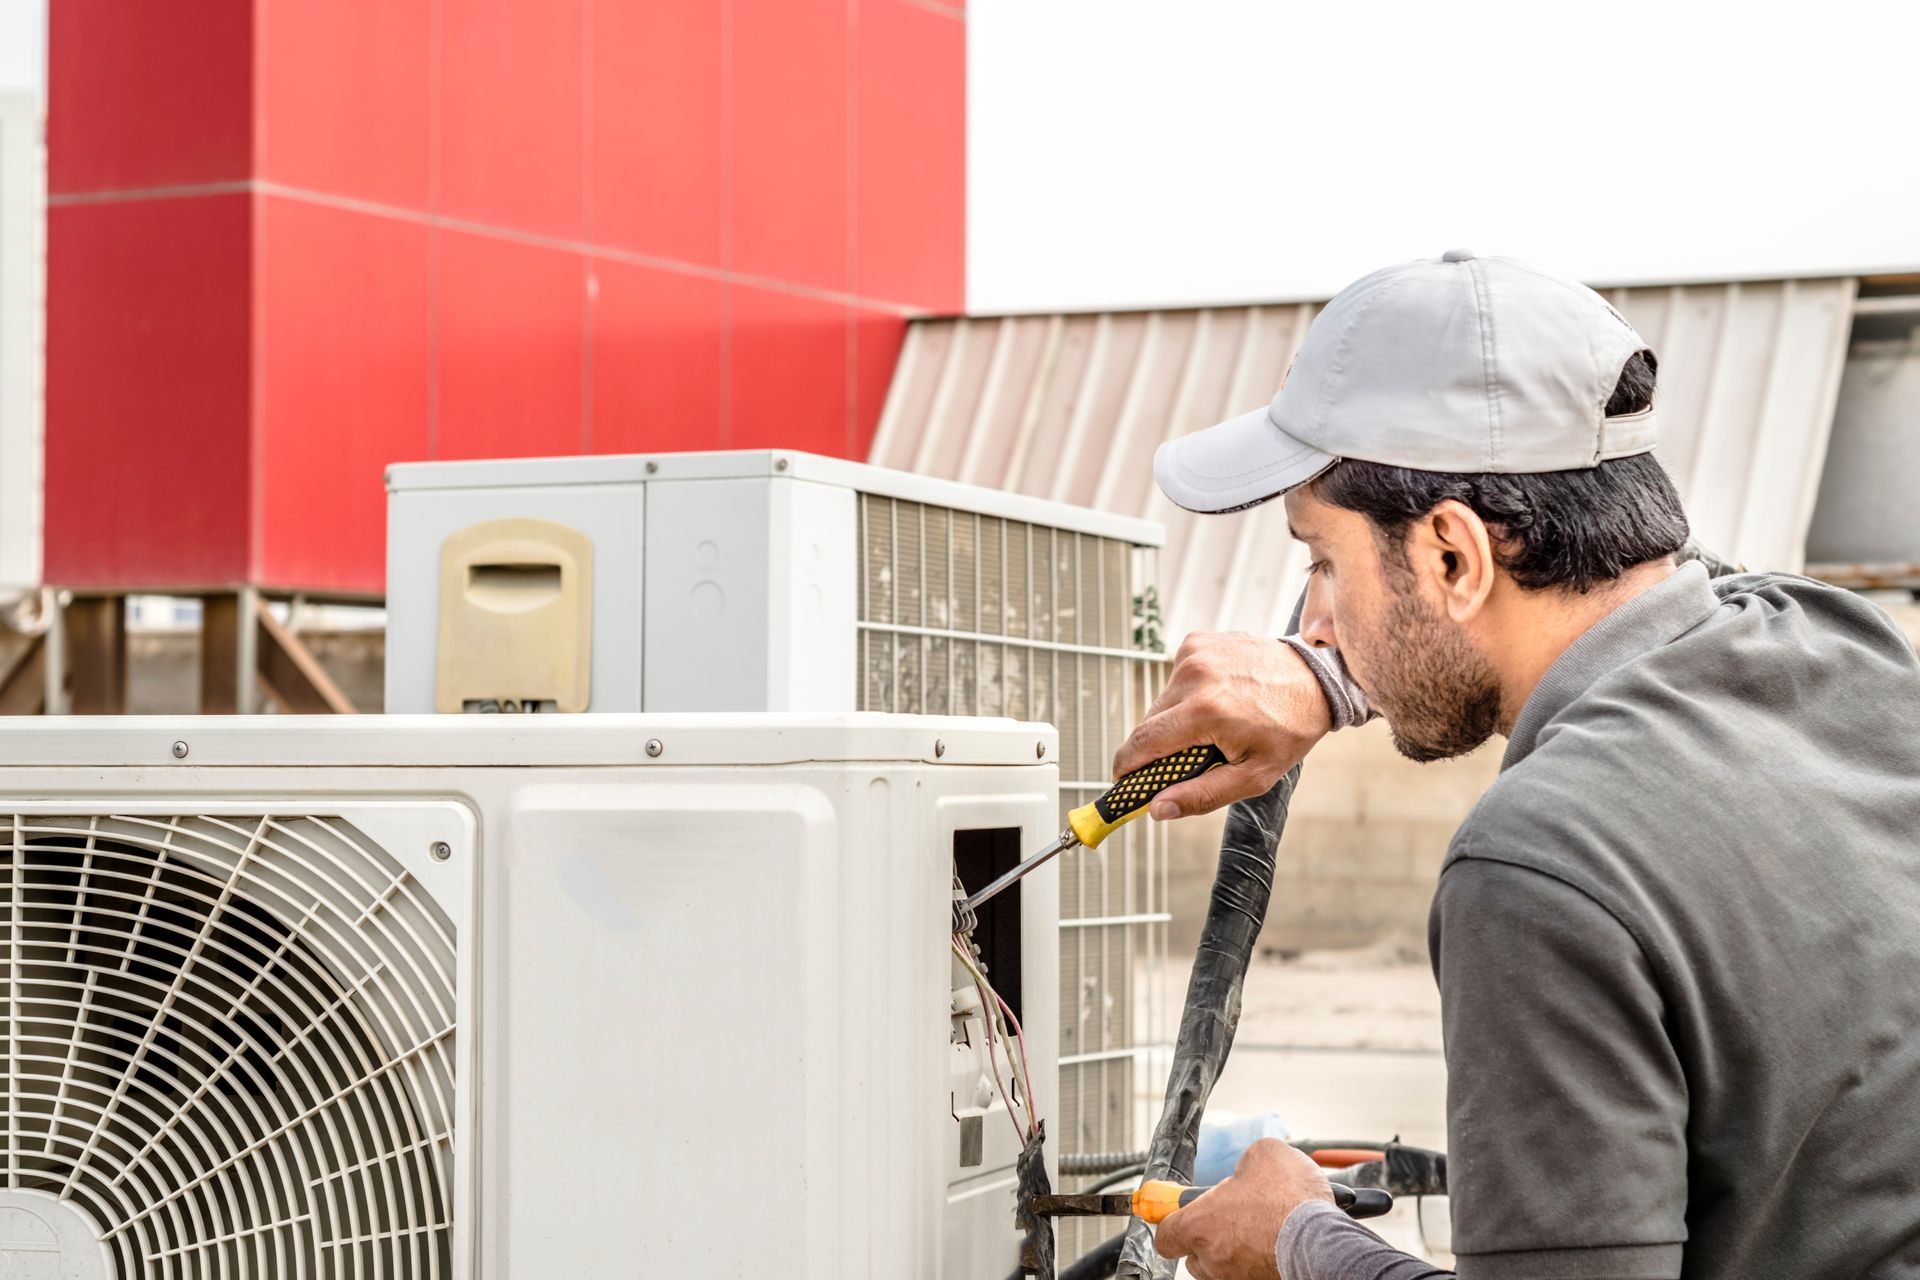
{"left": 0, "top": 713, "right": 1059, "bottom": 1279}
{"left": 385, "top": 450, "right": 1161, "bottom": 716}
{"left": 386, "top": 451, "right": 1172, "bottom": 1258}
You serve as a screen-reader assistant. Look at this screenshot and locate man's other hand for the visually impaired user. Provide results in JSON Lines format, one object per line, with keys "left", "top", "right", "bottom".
{"left": 1153, "top": 1140, "right": 1334, "bottom": 1280}
{"left": 1114, "top": 634, "right": 1333, "bottom": 818}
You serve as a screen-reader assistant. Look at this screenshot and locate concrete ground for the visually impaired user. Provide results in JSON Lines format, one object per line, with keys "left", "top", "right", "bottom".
{"left": 1143, "top": 942, "right": 1455, "bottom": 1267}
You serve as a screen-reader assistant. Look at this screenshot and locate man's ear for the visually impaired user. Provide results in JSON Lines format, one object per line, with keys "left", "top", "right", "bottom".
{"left": 1409, "top": 499, "right": 1497, "bottom": 622}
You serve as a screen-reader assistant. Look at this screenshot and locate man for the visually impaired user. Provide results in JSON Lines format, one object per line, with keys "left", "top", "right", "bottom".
{"left": 1120, "top": 251, "right": 1920, "bottom": 1279}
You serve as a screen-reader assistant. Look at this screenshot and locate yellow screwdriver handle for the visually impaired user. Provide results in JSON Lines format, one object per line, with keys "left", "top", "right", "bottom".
{"left": 1067, "top": 745, "right": 1228, "bottom": 849}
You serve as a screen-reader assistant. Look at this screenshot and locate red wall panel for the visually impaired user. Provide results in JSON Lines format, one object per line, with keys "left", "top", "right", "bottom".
{"left": 255, "top": 197, "right": 431, "bottom": 592}
{"left": 45, "top": 0, "right": 961, "bottom": 594}
{"left": 854, "top": 0, "right": 965, "bottom": 310}
{"left": 729, "top": 286, "right": 850, "bottom": 454}
{"left": 47, "top": 0, "right": 252, "bottom": 194}
{"left": 436, "top": 231, "right": 587, "bottom": 462}
{"left": 438, "top": 0, "right": 587, "bottom": 238}
{"left": 258, "top": 0, "right": 431, "bottom": 208}
{"left": 44, "top": 195, "right": 253, "bottom": 587}
{"left": 730, "top": 0, "right": 850, "bottom": 292}
{"left": 590, "top": 0, "right": 726, "bottom": 267}
{"left": 589, "top": 260, "right": 726, "bottom": 455}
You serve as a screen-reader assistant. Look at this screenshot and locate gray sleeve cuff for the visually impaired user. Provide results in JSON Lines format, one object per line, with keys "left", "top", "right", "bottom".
{"left": 1277, "top": 1200, "right": 1453, "bottom": 1280}
{"left": 1281, "top": 636, "right": 1377, "bottom": 730}
{"left": 1453, "top": 1242, "right": 1682, "bottom": 1279}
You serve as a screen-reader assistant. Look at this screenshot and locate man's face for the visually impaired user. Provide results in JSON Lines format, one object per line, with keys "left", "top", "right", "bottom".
{"left": 1284, "top": 488, "right": 1502, "bottom": 762}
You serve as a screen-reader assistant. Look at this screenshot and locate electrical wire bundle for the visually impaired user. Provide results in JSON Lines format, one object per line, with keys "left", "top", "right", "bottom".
{"left": 952, "top": 932, "right": 1040, "bottom": 1145}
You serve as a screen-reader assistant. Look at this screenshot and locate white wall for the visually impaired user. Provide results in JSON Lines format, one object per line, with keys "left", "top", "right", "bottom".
{"left": 0, "top": 0, "right": 41, "bottom": 589}
{"left": 969, "top": 0, "right": 1920, "bottom": 313}
{"left": 0, "top": 0, "right": 43, "bottom": 95}
{"left": 0, "top": 88, "right": 42, "bottom": 589}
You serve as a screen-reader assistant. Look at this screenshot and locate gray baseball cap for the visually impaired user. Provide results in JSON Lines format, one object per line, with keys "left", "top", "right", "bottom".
{"left": 1153, "top": 250, "right": 1659, "bottom": 513}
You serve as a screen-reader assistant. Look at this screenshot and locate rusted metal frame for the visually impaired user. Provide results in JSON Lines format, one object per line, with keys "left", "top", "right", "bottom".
{"left": 198, "top": 594, "right": 242, "bottom": 714}
{"left": 254, "top": 597, "right": 356, "bottom": 714}
{"left": 0, "top": 632, "right": 47, "bottom": 715}
{"left": 65, "top": 596, "right": 127, "bottom": 714}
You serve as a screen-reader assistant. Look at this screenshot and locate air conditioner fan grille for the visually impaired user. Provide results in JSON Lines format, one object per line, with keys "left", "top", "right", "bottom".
{"left": 0, "top": 814, "right": 457, "bottom": 1279}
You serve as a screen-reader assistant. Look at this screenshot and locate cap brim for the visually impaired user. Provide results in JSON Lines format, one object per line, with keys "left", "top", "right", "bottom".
{"left": 1153, "top": 406, "right": 1338, "bottom": 514}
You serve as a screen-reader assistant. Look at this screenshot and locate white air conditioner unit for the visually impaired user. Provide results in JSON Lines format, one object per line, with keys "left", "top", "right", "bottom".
{"left": 385, "top": 451, "right": 1172, "bottom": 1253}
{"left": 0, "top": 713, "right": 1058, "bottom": 1279}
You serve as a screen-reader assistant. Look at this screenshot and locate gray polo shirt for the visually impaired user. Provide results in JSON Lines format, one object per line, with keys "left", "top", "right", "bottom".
{"left": 1276, "top": 563, "right": 1920, "bottom": 1279}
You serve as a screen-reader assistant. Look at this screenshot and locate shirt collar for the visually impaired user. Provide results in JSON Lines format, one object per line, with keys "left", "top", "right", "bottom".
{"left": 1502, "top": 560, "right": 1721, "bottom": 770}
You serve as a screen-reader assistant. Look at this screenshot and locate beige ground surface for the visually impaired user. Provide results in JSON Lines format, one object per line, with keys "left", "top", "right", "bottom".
{"left": 1144, "top": 944, "right": 1455, "bottom": 1268}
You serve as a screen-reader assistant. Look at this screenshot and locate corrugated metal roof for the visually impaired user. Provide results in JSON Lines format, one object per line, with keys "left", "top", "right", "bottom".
{"left": 871, "top": 278, "right": 1858, "bottom": 637}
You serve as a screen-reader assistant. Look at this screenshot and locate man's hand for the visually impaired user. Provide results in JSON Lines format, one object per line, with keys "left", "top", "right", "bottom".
{"left": 1153, "top": 1140, "right": 1335, "bottom": 1280}
{"left": 1114, "top": 633, "right": 1333, "bottom": 818}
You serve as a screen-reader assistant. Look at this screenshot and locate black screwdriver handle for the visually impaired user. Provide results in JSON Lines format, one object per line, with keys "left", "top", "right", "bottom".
{"left": 1331, "top": 1182, "right": 1394, "bottom": 1219}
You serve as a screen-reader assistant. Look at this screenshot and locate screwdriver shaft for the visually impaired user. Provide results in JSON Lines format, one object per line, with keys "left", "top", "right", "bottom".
{"left": 963, "top": 829, "right": 1076, "bottom": 913}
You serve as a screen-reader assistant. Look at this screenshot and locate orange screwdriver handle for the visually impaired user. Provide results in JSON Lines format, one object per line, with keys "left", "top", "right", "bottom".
{"left": 1131, "top": 1179, "right": 1393, "bottom": 1224}
{"left": 1129, "top": 1180, "right": 1207, "bottom": 1224}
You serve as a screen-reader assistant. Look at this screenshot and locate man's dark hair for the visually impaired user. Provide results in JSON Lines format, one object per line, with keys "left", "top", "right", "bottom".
{"left": 1310, "top": 351, "right": 1688, "bottom": 593}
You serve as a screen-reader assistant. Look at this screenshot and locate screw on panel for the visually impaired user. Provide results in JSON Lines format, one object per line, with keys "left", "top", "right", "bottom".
{"left": 774, "top": 457, "right": 789, "bottom": 472}
{"left": 645, "top": 738, "right": 665, "bottom": 758}
{"left": 430, "top": 841, "right": 452, "bottom": 862}
{"left": 645, "top": 460, "right": 659, "bottom": 474}
{"left": 1036, "top": 741, "right": 1046, "bottom": 759}
{"left": 934, "top": 739, "right": 947, "bottom": 758}
{"left": 171, "top": 740, "right": 189, "bottom": 760}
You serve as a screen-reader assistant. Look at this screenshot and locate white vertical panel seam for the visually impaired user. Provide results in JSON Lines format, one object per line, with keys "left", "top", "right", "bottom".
{"left": 1001, "top": 314, "right": 1066, "bottom": 493}
{"left": 955, "top": 318, "right": 1017, "bottom": 486}
{"left": 1089, "top": 312, "right": 1164, "bottom": 510}
{"left": 1685, "top": 284, "right": 1743, "bottom": 544}
{"left": 866, "top": 322, "right": 924, "bottom": 466}
{"left": 1228, "top": 307, "right": 1320, "bottom": 633}
{"left": 1217, "top": 306, "right": 1310, "bottom": 629}
{"left": 1169, "top": 306, "right": 1267, "bottom": 630}
{"left": 910, "top": 318, "right": 971, "bottom": 474}
{"left": 1731, "top": 280, "right": 1803, "bottom": 566}
{"left": 1047, "top": 315, "right": 1113, "bottom": 503}
{"left": 1160, "top": 308, "right": 1214, "bottom": 435}
{"left": 1652, "top": 284, "right": 1695, "bottom": 486}
{"left": 1779, "top": 278, "right": 1859, "bottom": 570}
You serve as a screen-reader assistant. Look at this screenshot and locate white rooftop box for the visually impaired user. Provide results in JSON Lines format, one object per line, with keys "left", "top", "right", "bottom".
{"left": 0, "top": 713, "right": 1059, "bottom": 1279}
{"left": 385, "top": 449, "right": 1162, "bottom": 719}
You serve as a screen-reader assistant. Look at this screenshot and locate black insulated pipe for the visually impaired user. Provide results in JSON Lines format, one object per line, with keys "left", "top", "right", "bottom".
{"left": 1057, "top": 1150, "right": 1150, "bottom": 1177}
{"left": 1006, "top": 1229, "right": 1127, "bottom": 1280}
{"left": 1060, "top": 1233, "right": 1127, "bottom": 1280}
{"left": 1006, "top": 768, "right": 1296, "bottom": 1280}
{"left": 1116, "top": 766, "right": 1299, "bottom": 1278}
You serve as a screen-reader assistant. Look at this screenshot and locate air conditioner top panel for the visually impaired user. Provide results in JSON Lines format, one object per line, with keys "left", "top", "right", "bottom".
{"left": 385, "top": 449, "right": 1166, "bottom": 547}
{"left": 0, "top": 713, "right": 1060, "bottom": 769}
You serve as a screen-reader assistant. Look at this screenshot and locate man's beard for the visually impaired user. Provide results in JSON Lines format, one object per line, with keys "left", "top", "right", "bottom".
{"left": 1366, "top": 590, "right": 1503, "bottom": 763}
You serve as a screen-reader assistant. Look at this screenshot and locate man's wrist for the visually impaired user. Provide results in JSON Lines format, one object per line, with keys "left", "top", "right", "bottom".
{"left": 1280, "top": 636, "right": 1375, "bottom": 730}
